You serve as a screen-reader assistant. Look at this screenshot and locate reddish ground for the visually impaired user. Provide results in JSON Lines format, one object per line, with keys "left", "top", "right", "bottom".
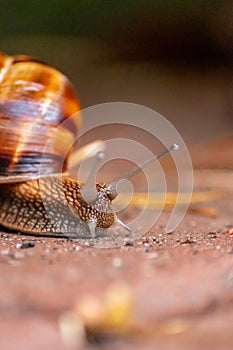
{"left": 0, "top": 136, "right": 233, "bottom": 350}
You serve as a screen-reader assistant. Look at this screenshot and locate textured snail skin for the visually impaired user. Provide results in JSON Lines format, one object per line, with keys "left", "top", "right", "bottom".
{"left": 0, "top": 52, "right": 116, "bottom": 238}
{"left": 0, "top": 177, "right": 115, "bottom": 238}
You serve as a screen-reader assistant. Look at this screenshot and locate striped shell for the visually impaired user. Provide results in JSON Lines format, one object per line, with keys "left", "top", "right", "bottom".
{"left": 0, "top": 51, "right": 80, "bottom": 180}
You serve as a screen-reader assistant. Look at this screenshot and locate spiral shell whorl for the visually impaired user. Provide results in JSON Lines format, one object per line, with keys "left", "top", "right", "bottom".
{"left": 0, "top": 52, "right": 80, "bottom": 177}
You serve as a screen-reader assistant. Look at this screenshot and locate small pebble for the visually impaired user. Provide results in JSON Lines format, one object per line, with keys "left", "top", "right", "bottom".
{"left": 147, "top": 252, "right": 158, "bottom": 259}
{"left": 125, "top": 241, "right": 134, "bottom": 246}
{"left": 208, "top": 232, "right": 217, "bottom": 239}
{"left": 1, "top": 249, "right": 10, "bottom": 255}
{"left": 112, "top": 257, "right": 122, "bottom": 268}
{"left": 10, "top": 251, "right": 25, "bottom": 260}
{"left": 16, "top": 242, "right": 35, "bottom": 249}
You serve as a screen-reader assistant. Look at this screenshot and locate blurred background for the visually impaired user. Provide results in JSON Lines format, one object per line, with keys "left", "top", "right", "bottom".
{"left": 0, "top": 0, "right": 232, "bottom": 148}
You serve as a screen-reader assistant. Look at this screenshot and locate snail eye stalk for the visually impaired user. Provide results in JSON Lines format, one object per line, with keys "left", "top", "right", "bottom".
{"left": 107, "top": 143, "right": 179, "bottom": 199}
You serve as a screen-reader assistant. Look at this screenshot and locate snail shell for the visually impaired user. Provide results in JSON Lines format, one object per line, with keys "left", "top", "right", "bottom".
{"left": 0, "top": 52, "right": 116, "bottom": 238}
{"left": 0, "top": 51, "right": 80, "bottom": 178}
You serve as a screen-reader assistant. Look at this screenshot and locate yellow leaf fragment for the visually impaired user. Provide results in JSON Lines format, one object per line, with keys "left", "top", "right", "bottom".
{"left": 75, "top": 282, "right": 134, "bottom": 335}
{"left": 60, "top": 282, "right": 189, "bottom": 344}
{"left": 116, "top": 191, "right": 225, "bottom": 210}
{"left": 188, "top": 206, "right": 218, "bottom": 217}
{"left": 226, "top": 228, "right": 233, "bottom": 235}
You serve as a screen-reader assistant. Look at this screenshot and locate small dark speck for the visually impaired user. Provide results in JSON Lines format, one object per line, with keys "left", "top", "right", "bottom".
{"left": 180, "top": 238, "right": 196, "bottom": 245}
{"left": 142, "top": 238, "right": 151, "bottom": 247}
{"left": 20, "top": 242, "right": 35, "bottom": 249}
{"left": 125, "top": 241, "right": 134, "bottom": 246}
{"left": 166, "top": 230, "right": 174, "bottom": 235}
{"left": 208, "top": 231, "right": 217, "bottom": 239}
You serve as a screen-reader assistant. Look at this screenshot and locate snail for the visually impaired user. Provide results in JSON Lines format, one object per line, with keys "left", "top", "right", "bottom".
{"left": 0, "top": 51, "right": 178, "bottom": 239}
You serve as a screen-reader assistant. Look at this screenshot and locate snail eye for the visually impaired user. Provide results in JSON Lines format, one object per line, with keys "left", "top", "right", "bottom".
{"left": 106, "top": 187, "right": 118, "bottom": 201}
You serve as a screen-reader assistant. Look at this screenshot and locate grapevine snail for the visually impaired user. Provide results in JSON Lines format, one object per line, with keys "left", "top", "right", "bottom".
{"left": 0, "top": 51, "right": 177, "bottom": 239}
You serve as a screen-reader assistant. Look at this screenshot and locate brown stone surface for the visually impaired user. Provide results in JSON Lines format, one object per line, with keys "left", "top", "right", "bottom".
{"left": 0, "top": 155, "right": 233, "bottom": 349}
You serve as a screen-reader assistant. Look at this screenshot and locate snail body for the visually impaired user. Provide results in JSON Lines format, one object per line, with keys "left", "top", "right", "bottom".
{"left": 0, "top": 52, "right": 116, "bottom": 238}
{"left": 0, "top": 177, "right": 115, "bottom": 238}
